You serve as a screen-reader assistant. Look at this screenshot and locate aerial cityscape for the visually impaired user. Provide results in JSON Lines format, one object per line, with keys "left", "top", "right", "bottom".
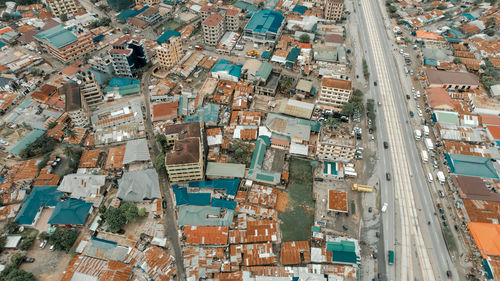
{"left": 0, "top": 0, "right": 498, "bottom": 280}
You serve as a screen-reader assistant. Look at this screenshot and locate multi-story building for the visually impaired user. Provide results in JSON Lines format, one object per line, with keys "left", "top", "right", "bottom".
{"left": 224, "top": 9, "right": 240, "bottom": 32}
{"left": 200, "top": 5, "right": 216, "bottom": 21}
{"left": 324, "top": 0, "right": 344, "bottom": 21}
{"left": 139, "top": 6, "right": 161, "bottom": 25}
{"left": 46, "top": 0, "right": 82, "bottom": 17}
{"left": 34, "top": 24, "right": 94, "bottom": 63}
{"left": 316, "top": 127, "right": 356, "bottom": 162}
{"left": 164, "top": 122, "right": 204, "bottom": 183}
{"left": 243, "top": 10, "right": 284, "bottom": 43}
{"left": 78, "top": 71, "right": 103, "bottom": 109}
{"left": 109, "top": 35, "right": 149, "bottom": 77}
{"left": 156, "top": 30, "right": 183, "bottom": 70}
{"left": 202, "top": 13, "right": 225, "bottom": 46}
{"left": 62, "top": 82, "right": 89, "bottom": 127}
{"left": 317, "top": 78, "right": 352, "bottom": 111}
{"left": 88, "top": 55, "right": 114, "bottom": 75}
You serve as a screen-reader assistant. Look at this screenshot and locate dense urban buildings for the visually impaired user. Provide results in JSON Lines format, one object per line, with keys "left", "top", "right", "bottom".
{"left": 156, "top": 30, "right": 184, "bottom": 70}
{"left": 45, "top": 0, "right": 82, "bottom": 17}
{"left": 317, "top": 78, "right": 353, "bottom": 111}
{"left": 324, "top": 0, "right": 344, "bottom": 21}
{"left": 202, "top": 13, "right": 225, "bottom": 46}
{"left": 109, "top": 35, "right": 149, "bottom": 77}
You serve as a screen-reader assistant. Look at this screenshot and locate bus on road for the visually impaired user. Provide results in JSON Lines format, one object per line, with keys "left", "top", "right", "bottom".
{"left": 388, "top": 250, "right": 394, "bottom": 265}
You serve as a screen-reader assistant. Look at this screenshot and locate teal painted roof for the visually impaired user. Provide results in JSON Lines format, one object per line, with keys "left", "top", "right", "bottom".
{"left": 9, "top": 129, "right": 45, "bottom": 156}
{"left": 48, "top": 198, "right": 92, "bottom": 225}
{"left": 312, "top": 225, "right": 321, "bottom": 232}
{"left": 119, "top": 84, "right": 140, "bottom": 96}
{"left": 256, "top": 62, "right": 272, "bottom": 80}
{"left": 0, "top": 41, "right": 5, "bottom": 48}
{"left": 211, "top": 59, "right": 242, "bottom": 78}
{"left": 247, "top": 136, "right": 280, "bottom": 184}
{"left": 446, "top": 153, "right": 499, "bottom": 179}
{"left": 245, "top": 10, "right": 284, "bottom": 34}
{"left": 292, "top": 5, "right": 307, "bottom": 15}
{"left": 327, "top": 240, "right": 358, "bottom": 264}
{"left": 157, "top": 30, "right": 180, "bottom": 44}
{"left": 435, "top": 110, "right": 459, "bottom": 125}
{"left": 16, "top": 186, "right": 63, "bottom": 225}
{"left": 286, "top": 47, "right": 300, "bottom": 62}
{"left": 34, "top": 24, "right": 77, "bottom": 49}
{"left": 261, "top": 51, "right": 271, "bottom": 59}
{"left": 233, "top": 1, "right": 257, "bottom": 11}
{"left": 323, "top": 162, "right": 338, "bottom": 175}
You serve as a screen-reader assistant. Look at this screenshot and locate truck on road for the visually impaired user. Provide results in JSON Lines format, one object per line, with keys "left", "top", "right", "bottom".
{"left": 388, "top": 250, "right": 394, "bottom": 265}
{"left": 421, "top": 150, "right": 428, "bottom": 162}
{"left": 414, "top": 129, "right": 421, "bottom": 140}
{"left": 423, "top": 125, "right": 430, "bottom": 136}
{"left": 437, "top": 171, "right": 446, "bottom": 184}
{"left": 424, "top": 138, "right": 434, "bottom": 151}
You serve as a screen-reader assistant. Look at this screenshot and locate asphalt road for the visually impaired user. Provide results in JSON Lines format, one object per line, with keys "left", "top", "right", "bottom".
{"left": 356, "top": 0, "right": 459, "bottom": 280}
{"left": 141, "top": 70, "right": 186, "bottom": 280}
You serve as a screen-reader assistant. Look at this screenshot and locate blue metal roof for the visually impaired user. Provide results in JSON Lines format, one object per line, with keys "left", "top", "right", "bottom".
{"left": 16, "top": 186, "right": 63, "bottom": 225}
{"left": 157, "top": 30, "right": 180, "bottom": 44}
{"left": 245, "top": 10, "right": 284, "bottom": 34}
{"left": 211, "top": 198, "right": 237, "bottom": 210}
{"left": 292, "top": 5, "right": 307, "bottom": 15}
{"left": 116, "top": 6, "right": 149, "bottom": 21}
{"left": 188, "top": 179, "right": 240, "bottom": 196}
{"left": 48, "top": 198, "right": 92, "bottom": 225}
{"left": 9, "top": 129, "right": 45, "bottom": 156}
{"left": 211, "top": 59, "right": 242, "bottom": 78}
{"left": 446, "top": 153, "right": 499, "bottom": 179}
{"left": 34, "top": 24, "right": 77, "bottom": 49}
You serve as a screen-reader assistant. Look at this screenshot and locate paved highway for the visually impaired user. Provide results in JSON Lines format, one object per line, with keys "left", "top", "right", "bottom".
{"left": 356, "top": 0, "right": 459, "bottom": 280}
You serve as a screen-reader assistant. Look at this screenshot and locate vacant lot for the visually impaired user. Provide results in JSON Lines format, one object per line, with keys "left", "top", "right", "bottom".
{"left": 279, "top": 158, "right": 315, "bottom": 241}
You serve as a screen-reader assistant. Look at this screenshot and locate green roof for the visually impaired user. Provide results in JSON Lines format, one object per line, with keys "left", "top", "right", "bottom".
{"left": 312, "top": 225, "right": 321, "bottom": 232}
{"left": 9, "top": 129, "right": 46, "bottom": 156}
{"left": 245, "top": 10, "right": 284, "bottom": 34}
{"left": 256, "top": 62, "right": 273, "bottom": 81}
{"left": 247, "top": 136, "right": 281, "bottom": 184}
{"left": 34, "top": 24, "right": 77, "bottom": 49}
{"left": 157, "top": 30, "right": 180, "bottom": 44}
{"left": 16, "top": 186, "right": 63, "bottom": 225}
{"left": 118, "top": 84, "right": 140, "bottom": 96}
{"left": 435, "top": 110, "right": 459, "bottom": 125}
{"left": 446, "top": 153, "right": 499, "bottom": 179}
{"left": 48, "top": 198, "right": 92, "bottom": 225}
{"left": 286, "top": 47, "right": 300, "bottom": 62}
{"left": 326, "top": 240, "right": 359, "bottom": 264}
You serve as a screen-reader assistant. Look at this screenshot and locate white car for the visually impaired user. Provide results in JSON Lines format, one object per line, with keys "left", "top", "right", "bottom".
{"left": 417, "top": 109, "right": 423, "bottom": 117}
{"left": 40, "top": 240, "right": 47, "bottom": 249}
{"left": 416, "top": 91, "right": 421, "bottom": 98}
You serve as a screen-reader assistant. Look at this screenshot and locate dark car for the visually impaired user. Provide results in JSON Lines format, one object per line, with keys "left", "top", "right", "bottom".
{"left": 373, "top": 251, "right": 377, "bottom": 259}
{"left": 386, "top": 172, "right": 391, "bottom": 181}
{"left": 342, "top": 225, "right": 348, "bottom": 231}
{"left": 374, "top": 81, "right": 378, "bottom": 86}
{"left": 406, "top": 94, "right": 411, "bottom": 100}
{"left": 383, "top": 141, "right": 389, "bottom": 149}
{"left": 454, "top": 225, "right": 459, "bottom": 231}
{"left": 368, "top": 207, "right": 373, "bottom": 213}
{"left": 409, "top": 111, "right": 414, "bottom": 118}
{"left": 162, "top": 199, "right": 167, "bottom": 209}
{"left": 375, "top": 232, "right": 380, "bottom": 238}
{"left": 447, "top": 270, "right": 452, "bottom": 278}
{"left": 23, "top": 257, "right": 35, "bottom": 263}
{"left": 314, "top": 177, "right": 324, "bottom": 182}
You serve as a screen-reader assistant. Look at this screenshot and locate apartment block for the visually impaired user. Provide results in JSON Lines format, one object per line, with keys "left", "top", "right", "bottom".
{"left": 109, "top": 35, "right": 149, "bottom": 77}
{"left": 62, "top": 82, "right": 89, "bottom": 127}
{"left": 318, "top": 78, "right": 352, "bottom": 111}
{"left": 88, "top": 56, "right": 114, "bottom": 75}
{"left": 46, "top": 0, "right": 82, "bottom": 17}
{"left": 156, "top": 30, "right": 184, "bottom": 70}
{"left": 202, "top": 13, "right": 225, "bottom": 46}
{"left": 200, "top": 5, "right": 216, "bottom": 21}
{"left": 316, "top": 128, "right": 356, "bottom": 162}
{"left": 34, "top": 24, "right": 94, "bottom": 63}
{"left": 324, "top": 0, "right": 344, "bottom": 21}
{"left": 225, "top": 9, "right": 240, "bottom": 32}
{"left": 164, "top": 122, "right": 204, "bottom": 182}
{"left": 78, "top": 71, "right": 103, "bottom": 108}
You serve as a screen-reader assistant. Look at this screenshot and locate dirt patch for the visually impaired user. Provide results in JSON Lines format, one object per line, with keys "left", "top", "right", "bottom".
{"left": 20, "top": 238, "right": 73, "bottom": 281}
{"left": 275, "top": 191, "right": 288, "bottom": 212}
{"left": 278, "top": 158, "right": 315, "bottom": 242}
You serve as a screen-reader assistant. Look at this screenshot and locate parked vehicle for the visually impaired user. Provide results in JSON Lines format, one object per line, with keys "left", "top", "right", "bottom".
{"left": 423, "top": 125, "right": 430, "bottom": 136}
{"left": 49, "top": 245, "right": 55, "bottom": 251}
{"left": 421, "top": 150, "right": 428, "bottom": 163}
{"left": 388, "top": 250, "right": 394, "bottom": 265}
{"left": 23, "top": 257, "right": 35, "bottom": 263}
{"left": 40, "top": 240, "right": 47, "bottom": 249}
{"left": 381, "top": 203, "right": 388, "bottom": 213}
{"left": 414, "top": 129, "right": 421, "bottom": 140}
{"left": 424, "top": 138, "right": 434, "bottom": 151}
{"left": 428, "top": 172, "right": 434, "bottom": 183}
{"left": 437, "top": 171, "right": 446, "bottom": 184}
{"left": 409, "top": 111, "right": 414, "bottom": 118}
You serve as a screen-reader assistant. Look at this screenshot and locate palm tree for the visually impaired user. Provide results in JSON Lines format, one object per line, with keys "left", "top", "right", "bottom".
{"left": 64, "top": 146, "right": 75, "bottom": 159}
{"left": 66, "top": 128, "right": 77, "bottom": 140}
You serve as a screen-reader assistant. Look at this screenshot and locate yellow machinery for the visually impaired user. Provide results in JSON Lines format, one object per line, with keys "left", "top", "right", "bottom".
{"left": 352, "top": 184, "right": 373, "bottom": 192}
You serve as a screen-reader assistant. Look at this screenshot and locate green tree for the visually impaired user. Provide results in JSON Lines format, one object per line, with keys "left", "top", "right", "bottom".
{"left": 60, "top": 14, "right": 68, "bottom": 21}
{"left": 0, "top": 236, "right": 6, "bottom": 253}
{"left": 64, "top": 146, "right": 75, "bottom": 158}
{"left": 29, "top": 68, "right": 41, "bottom": 76}
{"left": 0, "top": 266, "right": 35, "bottom": 281}
{"left": 453, "top": 57, "right": 462, "bottom": 64}
{"left": 19, "top": 134, "right": 57, "bottom": 158}
{"left": 155, "top": 153, "right": 166, "bottom": 174}
{"left": 341, "top": 102, "right": 356, "bottom": 116}
{"left": 299, "top": 34, "right": 310, "bottom": 43}
{"left": 103, "top": 207, "right": 127, "bottom": 233}
{"left": 10, "top": 253, "right": 24, "bottom": 267}
{"left": 1, "top": 13, "right": 12, "bottom": 22}
{"left": 38, "top": 231, "right": 50, "bottom": 241}
{"left": 138, "top": 207, "right": 147, "bottom": 217}
{"left": 51, "top": 228, "right": 77, "bottom": 252}
{"left": 48, "top": 121, "right": 58, "bottom": 129}
{"left": 65, "top": 128, "right": 77, "bottom": 140}
{"left": 155, "top": 134, "right": 168, "bottom": 151}
{"left": 37, "top": 154, "right": 50, "bottom": 170}
{"left": 120, "top": 202, "right": 139, "bottom": 222}
{"left": 19, "top": 234, "right": 36, "bottom": 250}
{"left": 3, "top": 220, "right": 18, "bottom": 233}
